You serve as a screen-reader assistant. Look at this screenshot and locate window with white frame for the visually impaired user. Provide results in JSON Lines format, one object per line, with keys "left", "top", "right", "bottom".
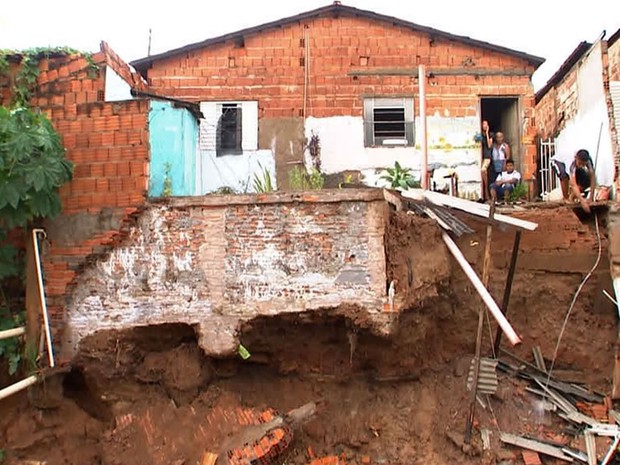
{"left": 363, "top": 97, "right": 415, "bottom": 147}
{"left": 199, "top": 101, "right": 258, "bottom": 156}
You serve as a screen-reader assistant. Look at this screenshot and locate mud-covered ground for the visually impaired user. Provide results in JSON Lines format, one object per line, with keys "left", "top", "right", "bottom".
{"left": 0, "top": 207, "right": 617, "bottom": 465}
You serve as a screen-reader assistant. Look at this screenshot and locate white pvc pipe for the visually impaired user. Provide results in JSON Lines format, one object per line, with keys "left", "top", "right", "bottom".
{"left": 32, "top": 228, "right": 55, "bottom": 368}
{"left": 0, "top": 326, "right": 26, "bottom": 341}
{"left": 442, "top": 232, "right": 522, "bottom": 346}
{"left": 0, "top": 375, "right": 39, "bottom": 401}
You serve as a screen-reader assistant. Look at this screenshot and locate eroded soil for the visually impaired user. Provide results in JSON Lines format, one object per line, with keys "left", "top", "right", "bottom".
{"left": 0, "top": 207, "right": 617, "bottom": 465}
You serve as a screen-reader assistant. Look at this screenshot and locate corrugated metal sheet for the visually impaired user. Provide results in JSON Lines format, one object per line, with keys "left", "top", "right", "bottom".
{"left": 611, "top": 81, "right": 620, "bottom": 162}
{"left": 406, "top": 200, "right": 475, "bottom": 237}
{"left": 467, "top": 357, "right": 498, "bottom": 395}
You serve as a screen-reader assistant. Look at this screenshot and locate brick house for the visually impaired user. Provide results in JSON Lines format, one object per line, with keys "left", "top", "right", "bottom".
{"left": 131, "top": 2, "right": 544, "bottom": 197}
{"left": 534, "top": 28, "right": 620, "bottom": 196}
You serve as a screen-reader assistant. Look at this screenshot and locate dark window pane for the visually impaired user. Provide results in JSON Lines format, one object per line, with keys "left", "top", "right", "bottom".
{"left": 373, "top": 107, "right": 405, "bottom": 138}
{"left": 217, "top": 104, "right": 242, "bottom": 156}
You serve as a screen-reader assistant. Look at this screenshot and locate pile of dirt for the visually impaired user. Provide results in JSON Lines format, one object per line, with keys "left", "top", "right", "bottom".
{"left": 0, "top": 207, "right": 617, "bottom": 465}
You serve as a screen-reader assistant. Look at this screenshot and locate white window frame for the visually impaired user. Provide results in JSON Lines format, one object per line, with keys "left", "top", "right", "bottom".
{"left": 199, "top": 101, "right": 258, "bottom": 155}
{"left": 363, "top": 97, "right": 415, "bottom": 147}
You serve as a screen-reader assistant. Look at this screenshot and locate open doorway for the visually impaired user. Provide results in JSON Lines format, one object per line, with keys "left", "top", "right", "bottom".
{"left": 480, "top": 97, "right": 521, "bottom": 171}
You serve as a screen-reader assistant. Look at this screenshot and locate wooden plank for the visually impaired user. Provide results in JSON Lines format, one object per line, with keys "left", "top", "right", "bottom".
{"left": 499, "top": 433, "right": 573, "bottom": 462}
{"left": 533, "top": 346, "right": 547, "bottom": 372}
{"left": 493, "top": 230, "right": 522, "bottom": 353}
{"left": 465, "top": 202, "right": 496, "bottom": 444}
{"left": 418, "top": 190, "right": 538, "bottom": 231}
{"left": 533, "top": 380, "right": 578, "bottom": 414}
{"left": 584, "top": 431, "right": 596, "bottom": 465}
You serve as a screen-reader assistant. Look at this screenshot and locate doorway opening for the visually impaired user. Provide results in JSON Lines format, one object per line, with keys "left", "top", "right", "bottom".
{"left": 480, "top": 97, "right": 521, "bottom": 171}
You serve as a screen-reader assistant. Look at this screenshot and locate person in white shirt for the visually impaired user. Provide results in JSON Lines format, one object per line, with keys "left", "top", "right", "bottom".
{"left": 490, "top": 159, "right": 521, "bottom": 202}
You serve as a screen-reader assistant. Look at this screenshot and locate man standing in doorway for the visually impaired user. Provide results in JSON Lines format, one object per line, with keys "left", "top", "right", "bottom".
{"left": 491, "top": 132, "right": 511, "bottom": 175}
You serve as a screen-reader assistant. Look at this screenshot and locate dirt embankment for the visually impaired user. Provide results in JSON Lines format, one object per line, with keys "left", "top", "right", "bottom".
{"left": 0, "top": 207, "right": 616, "bottom": 465}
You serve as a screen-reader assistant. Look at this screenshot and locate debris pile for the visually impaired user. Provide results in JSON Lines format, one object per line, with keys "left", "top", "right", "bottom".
{"left": 495, "top": 352, "right": 619, "bottom": 464}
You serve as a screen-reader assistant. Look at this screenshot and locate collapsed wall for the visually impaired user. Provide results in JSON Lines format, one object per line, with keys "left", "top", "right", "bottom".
{"left": 60, "top": 189, "right": 450, "bottom": 359}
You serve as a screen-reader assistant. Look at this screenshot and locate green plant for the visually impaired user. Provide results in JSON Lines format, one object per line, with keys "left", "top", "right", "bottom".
{"left": 253, "top": 163, "right": 274, "bottom": 193}
{"left": 509, "top": 182, "right": 528, "bottom": 202}
{"left": 0, "top": 307, "right": 25, "bottom": 375}
{"left": 289, "top": 166, "right": 324, "bottom": 190}
{"left": 0, "top": 47, "right": 98, "bottom": 107}
{"left": 162, "top": 162, "right": 173, "bottom": 197}
{"left": 0, "top": 107, "right": 73, "bottom": 229}
{"left": 339, "top": 173, "right": 354, "bottom": 189}
{"left": 0, "top": 105, "right": 73, "bottom": 375}
{"left": 215, "top": 186, "right": 236, "bottom": 195}
{"left": 380, "top": 161, "right": 420, "bottom": 190}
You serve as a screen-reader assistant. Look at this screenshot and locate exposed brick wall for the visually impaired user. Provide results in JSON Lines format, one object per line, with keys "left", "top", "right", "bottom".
{"left": 0, "top": 48, "right": 150, "bottom": 336}
{"left": 534, "top": 89, "right": 557, "bottom": 139}
{"left": 143, "top": 14, "right": 538, "bottom": 177}
{"left": 609, "top": 38, "right": 620, "bottom": 82}
{"left": 61, "top": 190, "right": 395, "bottom": 358}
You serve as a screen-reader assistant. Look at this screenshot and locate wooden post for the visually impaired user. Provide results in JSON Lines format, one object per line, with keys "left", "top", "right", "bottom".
{"left": 24, "top": 231, "right": 42, "bottom": 359}
{"left": 465, "top": 202, "right": 495, "bottom": 444}
{"left": 493, "top": 230, "right": 522, "bottom": 354}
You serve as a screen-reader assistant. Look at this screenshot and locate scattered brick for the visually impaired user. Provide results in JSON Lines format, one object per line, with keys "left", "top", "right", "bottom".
{"left": 521, "top": 450, "right": 542, "bottom": 465}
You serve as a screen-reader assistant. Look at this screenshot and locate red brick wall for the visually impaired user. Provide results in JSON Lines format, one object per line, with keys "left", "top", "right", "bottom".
{"left": 534, "top": 63, "right": 580, "bottom": 139}
{"left": 60, "top": 191, "right": 395, "bottom": 357}
{"left": 143, "top": 14, "right": 538, "bottom": 176}
{"left": 609, "top": 38, "right": 620, "bottom": 82}
{"left": 0, "top": 53, "right": 150, "bottom": 339}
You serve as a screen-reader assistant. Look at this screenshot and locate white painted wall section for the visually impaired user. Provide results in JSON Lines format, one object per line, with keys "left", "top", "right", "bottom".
{"left": 305, "top": 115, "right": 482, "bottom": 197}
{"left": 555, "top": 42, "right": 615, "bottom": 187}
{"left": 104, "top": 66, "right": 134, "bottom": 102}
{"left": 198, "top": 101, "right": 276, "bottom": 194}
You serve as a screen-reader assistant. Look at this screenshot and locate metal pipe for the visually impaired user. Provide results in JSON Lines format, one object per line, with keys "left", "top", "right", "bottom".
{"left": 419, "top": 65, "right": 428, "bottom": 190}
{"left": 0, "top": 326, "right": 26, "bottom": 341}
{"left": 0, "top": 375, "right": 39, "bottom": 401}
{"left": 493, "top": 230, "right": 522, "bottom": 353}
{"left": 442, "top": 232, "right": 521, "bottom": 346}
{"left": 32, "top": 229, "right": 55, "bottom": 368}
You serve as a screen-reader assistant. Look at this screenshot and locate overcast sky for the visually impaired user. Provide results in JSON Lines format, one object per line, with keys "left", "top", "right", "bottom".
{"left": 1, "top": 1, "right": 618, "bottom": 91}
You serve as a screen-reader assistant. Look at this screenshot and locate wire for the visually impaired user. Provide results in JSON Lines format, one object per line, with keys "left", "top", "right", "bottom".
{"left": 543, "top": 212, "right": 602, "bottom": 391}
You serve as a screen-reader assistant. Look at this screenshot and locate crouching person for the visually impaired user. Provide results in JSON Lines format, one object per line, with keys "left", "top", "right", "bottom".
{"left": 490, "top": 159, "right": 521, "bottom": 203}
{"left": 551, "top": 149, "right": 596, "bottom": 213}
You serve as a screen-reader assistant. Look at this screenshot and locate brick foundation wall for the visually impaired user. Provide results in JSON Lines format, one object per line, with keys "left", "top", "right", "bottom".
{"left": 0, "top": 52, "right": 150, "bottom": 336}
{"left": 60, "top": 190, "right": 392, "bottom": 358}
{"left": 143, "top": 14, "right": 539, "bottom": 178}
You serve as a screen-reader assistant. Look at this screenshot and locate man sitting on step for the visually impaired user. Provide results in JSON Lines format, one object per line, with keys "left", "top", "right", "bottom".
{"left": 490, "top": 159, "right": 521, "bottom": 203}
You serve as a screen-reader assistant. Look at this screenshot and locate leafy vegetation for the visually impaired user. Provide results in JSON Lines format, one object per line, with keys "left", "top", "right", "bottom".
{"left": 0, "top": 46, "right": 98, "bottom": 107}
{"left": 0, "top": 307, "right": 24, "bottom": 375}
{"left": 289, "top": 166, "right": 324, "bottom": 190}
{"left": 0, "top": 48, "right": 77, "bottom": 375}
{"left": 252, "top": 163, "right": 274, "bottom": 193}
{"left": 0, "top": 107, "right": 73, "bottom": 229}
{"left": 509, "top": 182, "right": 528, "bottom": 202}
{"left": 380, "top": 161, "right": 420, "bottom": 190}
{"left": 162, "top": 162, "right": 173, "bottom": 197}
